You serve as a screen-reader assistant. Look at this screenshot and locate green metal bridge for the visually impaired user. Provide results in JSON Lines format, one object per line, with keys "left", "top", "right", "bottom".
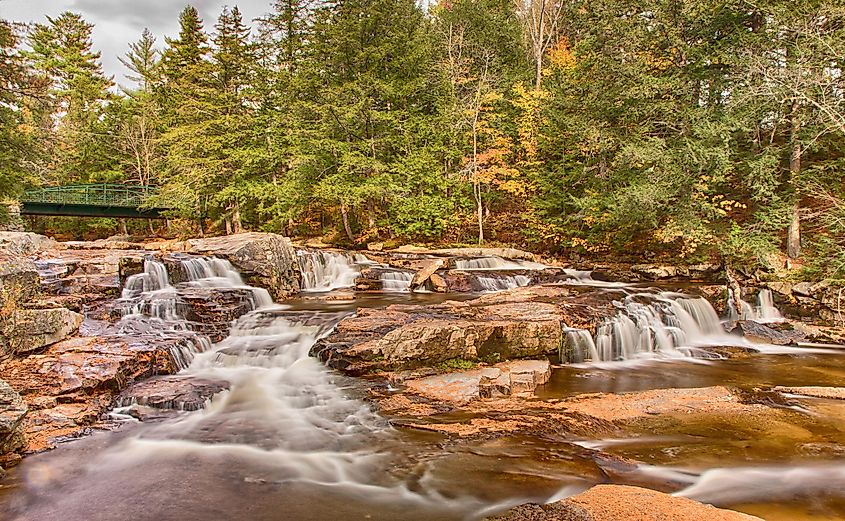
{"left": 19, "top": 184, "right": 169, "bottom": 219}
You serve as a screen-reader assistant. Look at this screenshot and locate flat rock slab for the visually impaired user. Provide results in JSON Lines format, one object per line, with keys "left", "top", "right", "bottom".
{"left": 404, "top": 360, "right": 551, "bottom": 403}
{"left": 388, "top": 386, "right": 780, "bottom": 440}
{"left": 117, "top": 375, "right": 229, "bottom": 411}
{"left": 775, "top": 386, "right": 845, "bottom": 400}
{"left": 312, "top": 285, "right": 617, "bottom": 374}
{"left": 730, "top": 320, "right": 806, "bottom": 345}
{"left": 489, "top": 484, "right": 762, "bottom": 521}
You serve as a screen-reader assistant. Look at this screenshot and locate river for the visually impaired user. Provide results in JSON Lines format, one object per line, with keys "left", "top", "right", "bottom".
{"left": 1, "top": 253, "right": 844, "bottom": 520}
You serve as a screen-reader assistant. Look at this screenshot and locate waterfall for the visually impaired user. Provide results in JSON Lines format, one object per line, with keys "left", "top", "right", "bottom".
{"left": 122, "top": 259, "right": 171, "bottom": 298}
{"left": 380, "top": 270, "right": 414, "bottom": 292}
{"left": 297, "top": 250, "right": 362, "bottom": 292}
{"left": 455, "top": 256, "right": 545, "bottom": 271}
{"left": 476, "top": 274, "right": 532, "bottom": 292}
{"left": 118, "top": 256, "right": 274, "bottom": 370}
{"left": 726, "top": 288, "right": 784, "bottom": 323}
{"left": 563, "top": 328, "right": 599, "bottom": 363}
{"left": 581, "top": 294, "right": 729, "bottom": 362}
{"left": 180, "top": 256, "right": 273, "bottom": 309}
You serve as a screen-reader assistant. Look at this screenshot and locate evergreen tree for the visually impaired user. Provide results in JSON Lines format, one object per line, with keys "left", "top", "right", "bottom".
{"left": 27, "top": 12, "right": 116, "bottom": 183}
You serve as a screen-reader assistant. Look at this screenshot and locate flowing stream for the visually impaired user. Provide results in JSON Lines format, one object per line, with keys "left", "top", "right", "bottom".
{"left": 2, "top": 257, "right": 845, "bottom": 520}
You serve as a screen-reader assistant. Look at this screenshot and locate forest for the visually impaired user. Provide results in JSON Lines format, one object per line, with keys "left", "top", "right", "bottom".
{"left": 1, "top": 0, "right": 844, "bottom": 275}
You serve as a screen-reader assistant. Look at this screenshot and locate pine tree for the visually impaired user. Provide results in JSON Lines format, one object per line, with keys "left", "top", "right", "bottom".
{"left": 297, "top": 0, "right": 450, "bottom": 242}
{"left": 159, "top": 7, "right": 256, "bottom": 234}
{"left": 27, "top": 12, "right": 116, "bottom": 184}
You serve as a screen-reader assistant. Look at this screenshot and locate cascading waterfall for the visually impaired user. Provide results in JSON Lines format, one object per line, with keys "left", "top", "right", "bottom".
{"left": 455, "top": 256, "right": 546, "bottom": 271}
{"left": 180, "top": 256, "right": 273, "bottom": 309}
{"left": 380, "top": 270, "right": 414, "bottom": 292}
{"left": 477, "top": 274, "right": 532, "bottom": 292}
{"left": 122, "top": 259, "right": 171, "bottom": 298}
{"left": 117, "top": 256, "right": 273, "bottom": 370}
{"left": 579, "top": 294, "right": 729, "bottom": 362}
{"left": 726, "top": 288, "right": 784, "bottom": 323}
{"left": 297, "top": 250, "right": 362, "bottom": 292}
{"left": 563, "top": 328, "right": 600, "bottom": 363}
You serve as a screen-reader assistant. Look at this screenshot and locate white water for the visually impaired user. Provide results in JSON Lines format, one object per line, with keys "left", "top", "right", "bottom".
{"left": 563, "top": 328, "right": 600, "bottom": 363}
{"left": 726, "top": 288, "right": 784, "bottom": 323}
{"left": 117, "top": 257, "right": 274, "bottom": 370}
{"left": 455, "top": 256, "right": 546, "bottom": 271}
{"left": 297, "top": 250, "right": 363, "bottom": 292}
{"left": 380, "top": 270, "right": 414, "bottom": 292}
{"left": 477, "top": 274, "right": 532, "bottom": 292}
{"left": 560, "top": 269, "right": 631, "bottom": 288}
{"left": 583, "top": 294, "right": 732, "bottom": 362}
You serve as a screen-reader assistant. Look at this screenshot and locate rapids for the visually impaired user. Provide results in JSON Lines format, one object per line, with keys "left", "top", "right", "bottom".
{"left": 2, "top": 257, "right": 845, "bottom": 521}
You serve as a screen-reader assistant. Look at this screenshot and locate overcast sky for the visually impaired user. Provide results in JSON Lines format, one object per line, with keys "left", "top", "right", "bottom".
{"left": 0, "top": 0, "right": 271, "bottom": 88}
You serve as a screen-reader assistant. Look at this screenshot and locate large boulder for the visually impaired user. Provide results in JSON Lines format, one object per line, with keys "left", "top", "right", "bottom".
{"left": 187, "top": 232, "right": 300, "bottom": 300}
{"left": 0, "top": 232, "right": 56, "bottom": 257}
{"left": 0, "top": 307, "right": 83, "bottom": 357}
{"left": 488, "top": 484, "right": 762, "bottom": 521}
{"left": 0, "top": 256, "right": 40, "bottom": 306}
{"left": 312, "top": 285, "right": 616, "bottom": 374}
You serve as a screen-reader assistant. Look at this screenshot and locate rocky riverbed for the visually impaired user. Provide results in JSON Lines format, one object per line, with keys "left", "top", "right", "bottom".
{"left": 1, "top": 231, "right": 844, "bottom": 520}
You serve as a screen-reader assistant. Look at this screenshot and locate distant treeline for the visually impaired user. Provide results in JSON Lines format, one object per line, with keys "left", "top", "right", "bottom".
{"left": 1, "top": 1, "right": 844, "bottom": 274}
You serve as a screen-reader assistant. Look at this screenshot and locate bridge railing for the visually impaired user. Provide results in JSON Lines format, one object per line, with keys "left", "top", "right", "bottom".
{"left": 20, "top": 184, "right": 158, "bottom": 208}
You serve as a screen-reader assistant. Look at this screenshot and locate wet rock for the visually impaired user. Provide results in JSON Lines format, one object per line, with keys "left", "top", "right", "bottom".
{"left": 730, "top": 320, "right": 806, "bottom": 345}
{"left": 179, "top": 286, "right": 256, "bottom": 342}
{"left": 489, "top": 484, "right": 762, "bottom": 521}
{"left": 410, "top": 258, "right": 446, "bottom": 291}
{"left": 313, "top": 285, "right": 612, "bottom": 374}
{"left": 118, "top": 256, "right": 146, "bottom": 287}
{"left": 117, "top": 375, "right": 229, "bottom": 411}
{"left": 403, "top": 360, "right": 552, "bottom": 402}
{"left": 630, "top": 263, "right": 722, "bottom": 282}
{"left": 775, "top": 386, "right": 845, "bottom": 400}
{"left": 0, "top": 378, "right": 27, "bottom": 458}
{"left": 1, "top": 307, "right": 83, "bottom": 357}
{"left": 429, "top": 273, "right": 448, "bottom": 292}
{"left": 0, "top": 335, "right": 184, "bottom": 452}
{"left": 187, "top": 232, "right": 300, "bottom": 300}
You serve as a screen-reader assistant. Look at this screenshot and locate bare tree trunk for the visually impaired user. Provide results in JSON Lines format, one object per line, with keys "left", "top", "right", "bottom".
{"left": 232, "top": 201, "right": 242, "bottom": 234}
{"left": 787, "top": 101, "right": 802, "bottom": 259}
{"left": 341, "top": 204, "right": 354, "bottom": 243}
{"left": 118, "top": 219, "right": 128, "bottom": 236}
{"left": 534, "top": 54, "right": 543, "bottom": 91}
{"left": 225, "top": 216, "right": 233, "bottom": 236}
{"left": 148, "top": 218, "right": 155, "bottom": 235}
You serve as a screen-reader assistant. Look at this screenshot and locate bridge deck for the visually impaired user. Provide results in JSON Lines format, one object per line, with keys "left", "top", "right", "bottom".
{"left": 19, "top": 184, "right": 169, "bottom": 219}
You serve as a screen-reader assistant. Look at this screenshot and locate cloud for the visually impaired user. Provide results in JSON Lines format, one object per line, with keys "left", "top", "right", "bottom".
{"left": 1, "top": 0, "right": 272, "bottom": 79}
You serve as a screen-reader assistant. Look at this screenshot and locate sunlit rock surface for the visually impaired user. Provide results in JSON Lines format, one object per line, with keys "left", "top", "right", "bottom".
{"left": 489, "top": 484, "right": 762, "bottom": 521}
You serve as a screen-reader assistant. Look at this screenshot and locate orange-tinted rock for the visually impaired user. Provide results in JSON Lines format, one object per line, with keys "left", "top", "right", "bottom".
{"left": 0, "top": 336, "right": 182, "bottom": 453}
{"left": 489, "top": 484, "right": 762, "bottom": 521}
